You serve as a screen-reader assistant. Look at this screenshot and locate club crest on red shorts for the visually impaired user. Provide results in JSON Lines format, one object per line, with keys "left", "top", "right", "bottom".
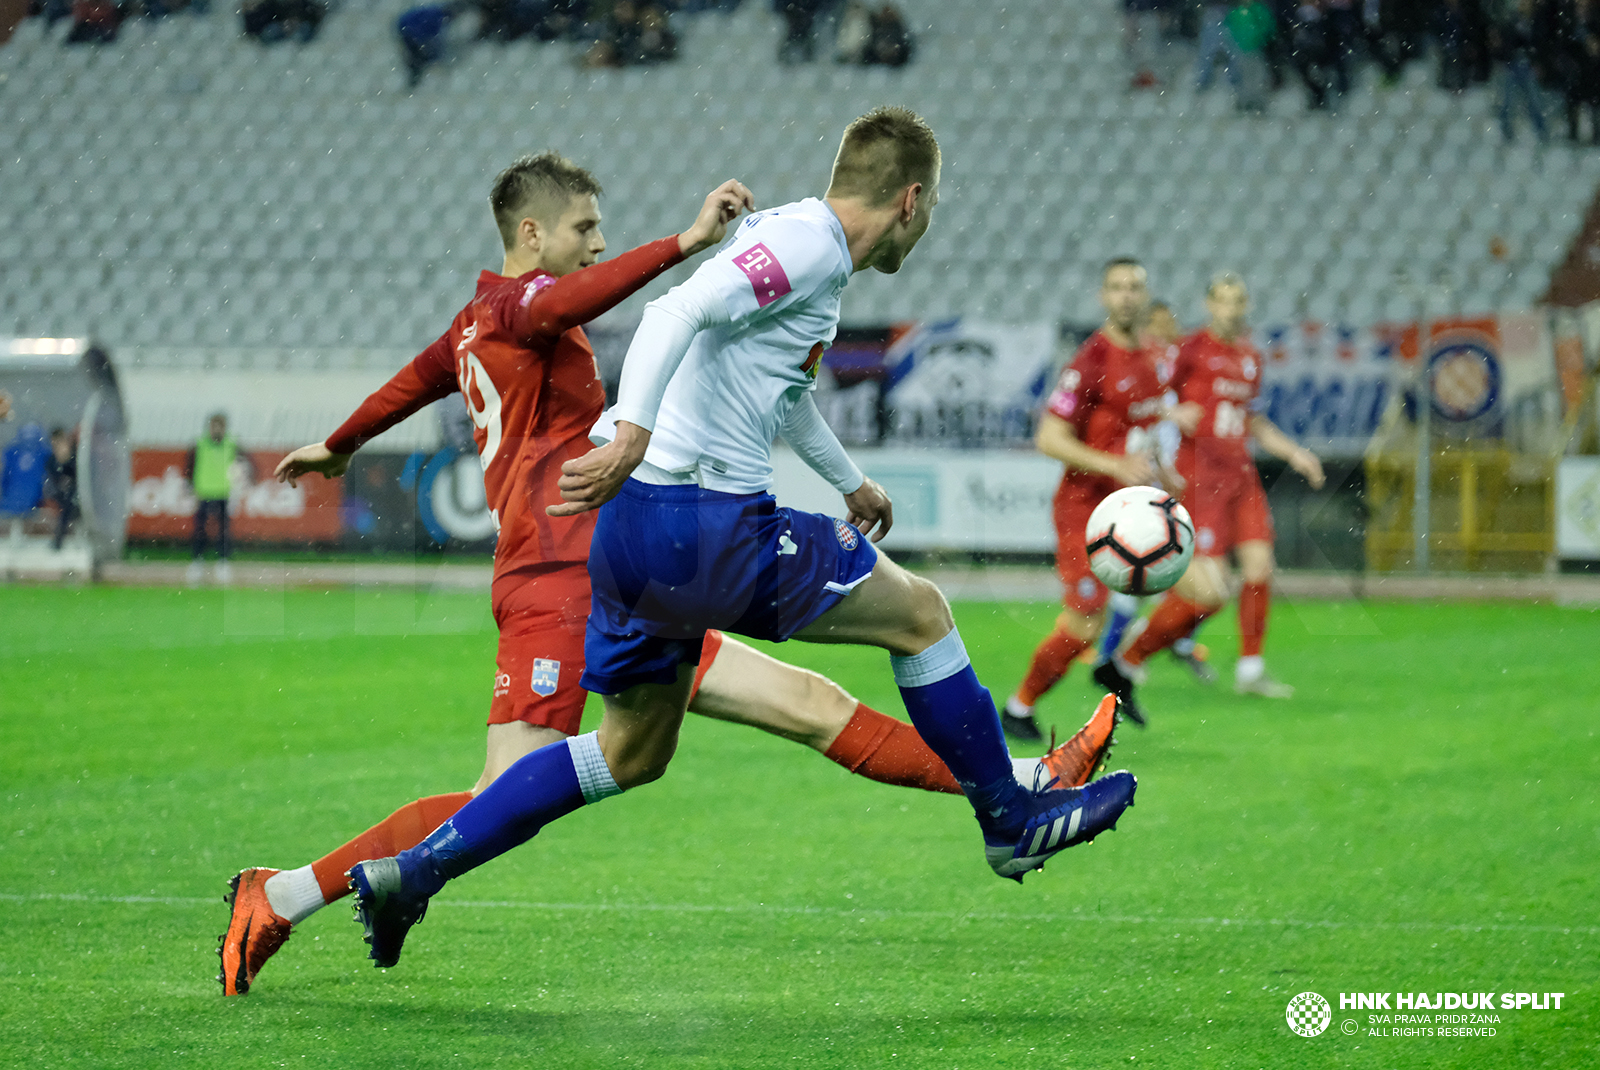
{"left": 833, "top": 518, "right": 859, "bottom": 551}
{"left": 530, "top": 658, "right": 560, "bottom": 698}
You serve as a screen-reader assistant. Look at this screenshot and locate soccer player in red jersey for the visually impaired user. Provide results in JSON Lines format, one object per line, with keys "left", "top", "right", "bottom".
{"left": 1115, "top": 272, "right": 1324, "bottom": 697}
{"left": 1003, "top": 258, "right": 1178, "bottom": 735}
{"left": 218, "top": 152, "right": 1114, "bottom": 995}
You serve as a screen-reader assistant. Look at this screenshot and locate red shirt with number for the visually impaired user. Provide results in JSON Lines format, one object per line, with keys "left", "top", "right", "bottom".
{"left": 1044, "top": 329, "right": 1169, "bottom": 507}
{"left": 1170, "top": 328, "right": 1262, "bottom": 487}
{"left": 325, "top": 236, "right": 685, "bottom": 616}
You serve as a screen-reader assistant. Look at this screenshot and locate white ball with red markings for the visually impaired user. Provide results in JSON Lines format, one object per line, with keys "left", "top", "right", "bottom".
{"left": 1084, "top": 486, "right": 1196, "bottom": 596}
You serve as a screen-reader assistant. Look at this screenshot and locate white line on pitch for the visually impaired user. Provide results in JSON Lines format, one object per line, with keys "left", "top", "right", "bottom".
{"left": 1, "top": 892, "right": 1593, "bottom": 936}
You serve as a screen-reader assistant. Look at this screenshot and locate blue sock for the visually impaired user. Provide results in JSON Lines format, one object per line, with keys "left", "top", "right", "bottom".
{"left": 1097, "top": 593, "right": 1140, "bottom": 663}
{"left": 891, "top": 628, "right": 1026, "bottom": 841}
{"left": 395, "top": 732, "right": 621, "bottom": 896}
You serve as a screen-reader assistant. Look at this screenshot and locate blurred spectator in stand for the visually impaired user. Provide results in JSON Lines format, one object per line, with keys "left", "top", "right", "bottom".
{"left": 479, "top": 0, "right": 581, "bottom": 43}
{"left": 583, "top": 1, "right": 675, "bottom": 66}
{"left": 397, "top": 2, "right": 462, "bottom": 88}
{"left": 635, "top": 3, "right": 677, "bottom": 63}
{"left": 1356, "top": 0, "right": 1404, "bottom": 85}
{"left": 1260, "top": 0, "right": 1296, "bottom": 89}
{"left": 1290, "top": 2, "right": 1343, "bottom": 109}
{"left": 241, "top": 0, "right": 324, "bottom": 43}
{"left": 1196, "top": 1, "right": 1244, "bottom": 94}
{"left": 1124, "top": 0, "right": 1172, "bottom": 88}
{"left": 1491, "top": 0, "right": 1551, "bottom": 142}
{"left": 45, "top": 426, "right": 77, "bottom": 551}
{"left": 863, "top": 2, "right": 910, "bottom": 66}
{"left": 1227, "top": 0, "right": 1276, "bottom": 111}
{"left": 834, "top": 0, "right": 869, "bottom": 62}
{"left": 776, "top": 0, "right": 828, "bottom": 64}
{"left": 1323, "top": 0, "right": 1360, "bottom": 88}
{"left": 64, "top": 0, "right": 122, "bottom": 43}
{"left": 186, "top": 412, "right": 244, "bottom": 585}
{"left": 1554, "top": 0, "right": 1600, "bottom": 142}
{"left": 28, "top": 0, "right": 76, "bottom": 25}
{"left": 1436, "top": 0, "right": 1470, "bottom": 89}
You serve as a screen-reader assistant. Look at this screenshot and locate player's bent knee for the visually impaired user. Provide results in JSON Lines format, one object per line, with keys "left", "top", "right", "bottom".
{"left": 890, "top": 578, "right": 955, "bottom": 656}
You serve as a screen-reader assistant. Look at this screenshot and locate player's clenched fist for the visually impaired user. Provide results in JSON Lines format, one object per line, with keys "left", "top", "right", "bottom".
{"left": 274, "top": 442, "right": 352, "bottom": 488}
{"left": 843, "top": 477, "right": 893, "bottom": 543}
{"left": 677, "top": 180, "right": 756, "bottom": 257}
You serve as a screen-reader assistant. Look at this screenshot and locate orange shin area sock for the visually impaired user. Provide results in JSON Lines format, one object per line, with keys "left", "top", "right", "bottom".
{"left": 1239, "top": 582, "right": 1270, "bottom": 657}
{"left": 309, "top": 791, "right": 474, "bottom": 903}
{"left": 824, "top": 703, "right": 963, "bottom": 795}
{"left": 1124, "top": 593, "right": 1214, "bottom": 667}
{"left": 1017, "top": 629, "right": 1092, "bottom": 707}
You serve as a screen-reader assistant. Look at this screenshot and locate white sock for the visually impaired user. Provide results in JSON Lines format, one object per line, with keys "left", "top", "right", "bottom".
{"left": 264, "top": 865, "right": 326, "bottom": 925}
{"left": 1235, "top": 655, "right": 1264, "bottom": 682}
{"left": 1011, "top": 756, "right": 1043, "bottom": 790}
{"left": 569, "top": 731, "right": 622, "bottom": 803}
{"left": 1004, "top": 695, "right": 1033, "bottom": 718}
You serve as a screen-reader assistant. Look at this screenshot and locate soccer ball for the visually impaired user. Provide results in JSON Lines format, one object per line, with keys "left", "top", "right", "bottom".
{"left": 1084, "top": 486, "right": 1196, "bottom": 596}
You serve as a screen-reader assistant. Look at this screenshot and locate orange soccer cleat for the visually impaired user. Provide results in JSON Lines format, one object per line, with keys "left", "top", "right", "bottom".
{"left": 217, "top": 867, "right": 293, "bottom": 996}
{"left": 1038, "top": 694, "right": 1120, "bottom": 789}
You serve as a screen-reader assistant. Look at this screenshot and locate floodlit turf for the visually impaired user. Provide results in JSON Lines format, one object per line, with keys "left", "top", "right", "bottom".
{"left": 1, "top": 582, "right": 1595, "bottom": 1069}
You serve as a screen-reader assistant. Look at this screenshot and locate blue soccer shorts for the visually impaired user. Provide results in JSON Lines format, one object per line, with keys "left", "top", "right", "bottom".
{"left": 579, "top": 479, "right": 878, "bottom": 695}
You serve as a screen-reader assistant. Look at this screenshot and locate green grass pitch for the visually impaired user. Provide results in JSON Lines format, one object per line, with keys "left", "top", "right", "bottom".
{"left": 1, "top": 583, "right": 1594, "bottom": 1069}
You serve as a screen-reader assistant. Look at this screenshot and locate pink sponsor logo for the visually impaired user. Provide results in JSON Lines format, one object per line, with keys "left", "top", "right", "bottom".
{"left": 732, "top": 243, "right": 791, "bottom": 307}
{"left": 520, "top": 274, "right": 557, "bottom": 307}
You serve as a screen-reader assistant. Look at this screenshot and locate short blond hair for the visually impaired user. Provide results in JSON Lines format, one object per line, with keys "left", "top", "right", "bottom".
{"left": 826, "top": 106, "right": 941, "bottom": 207}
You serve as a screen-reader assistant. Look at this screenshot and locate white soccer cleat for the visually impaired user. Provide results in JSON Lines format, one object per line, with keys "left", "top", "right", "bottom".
{"left": 1234, "top": 671, "right": 1294, "bottom": 698}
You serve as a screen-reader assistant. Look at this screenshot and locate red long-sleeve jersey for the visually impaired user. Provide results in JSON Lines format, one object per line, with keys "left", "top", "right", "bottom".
{"left": 326, "top": 235, "right": 685, "bottom": 593}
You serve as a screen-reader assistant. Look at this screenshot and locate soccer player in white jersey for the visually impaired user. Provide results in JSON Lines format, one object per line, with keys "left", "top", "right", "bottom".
{"left": 345, "top": 109, "right": 1138, "bottom": 968}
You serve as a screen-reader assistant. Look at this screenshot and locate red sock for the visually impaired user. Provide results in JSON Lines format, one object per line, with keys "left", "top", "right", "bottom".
{"left": 1123, "top": 592, "right": 1215, "bottom": 667}
{"left": 1239, "top": 581, "right": 1270, "bottom": 657}
{"left": 1017, "top": 629, "right": 1092, "bottom": 707}
{"left": 309, "top": 791, "right": 474, "bottom": 903}
{"left": 824, "top": 703, "right": 963, "bottom": 795}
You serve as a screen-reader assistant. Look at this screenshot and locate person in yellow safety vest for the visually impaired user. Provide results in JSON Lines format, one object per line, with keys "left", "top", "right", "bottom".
{"left": 185, "top": 413, "right": 243, "bottom": 584}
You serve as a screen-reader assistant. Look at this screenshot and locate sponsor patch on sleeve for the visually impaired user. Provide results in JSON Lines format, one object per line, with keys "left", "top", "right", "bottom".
{"left": 520, "top": 274, "right": 557, "bottom": 308}
{"left": 732, "top": 243, "right": 792, "bottom": 308}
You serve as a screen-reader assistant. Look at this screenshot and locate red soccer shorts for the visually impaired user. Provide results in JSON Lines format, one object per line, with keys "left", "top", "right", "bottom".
{"left": 1183, "top": 466, "right": 1274, "bottom": 558}
{"left": 489, "top": 566, "right": 727, "bottom": 733}
{"left": 1053, "top": 482, "right": 1110, "bottom": 617}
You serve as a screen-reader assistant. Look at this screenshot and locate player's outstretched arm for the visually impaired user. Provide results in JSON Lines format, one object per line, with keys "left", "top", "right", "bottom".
{"left": 1169, "top": 400, "right": 1203, "bottom": 436}
{"left": 518, "top": 181, "right": 754, "bottom": 342}
{"left": 677, "top": 179, "right": 755, "bottom": 257}
{"left": 278, "top": 338, "right": 458, "bottom": 487}
{"left": 274, "top": 442, "right": 352, "bottom": 487}
{"left": 549, "top": 264, "right": 736, "bottom": 517}
{"left": 1036, "top": 412, "right": 1153, "bottom": 487}
{"left": 1249, "top": 414, "right": 1325, "bottom": 489}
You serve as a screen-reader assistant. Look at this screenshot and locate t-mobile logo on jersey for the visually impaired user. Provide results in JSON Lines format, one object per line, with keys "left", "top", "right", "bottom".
{"left": 732, "top": 243, "right": 791, "bottom": 307}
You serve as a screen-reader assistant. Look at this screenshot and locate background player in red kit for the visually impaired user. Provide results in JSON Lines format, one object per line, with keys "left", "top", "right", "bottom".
{"left": 1003, "top": 258, "right": 1178, "bottom": 736}
{"left": 218, "top": 153, "right": 1114, "bottom": 995}
{"left": 1114, "top": 272, "right": 1325, "bottom": 697}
